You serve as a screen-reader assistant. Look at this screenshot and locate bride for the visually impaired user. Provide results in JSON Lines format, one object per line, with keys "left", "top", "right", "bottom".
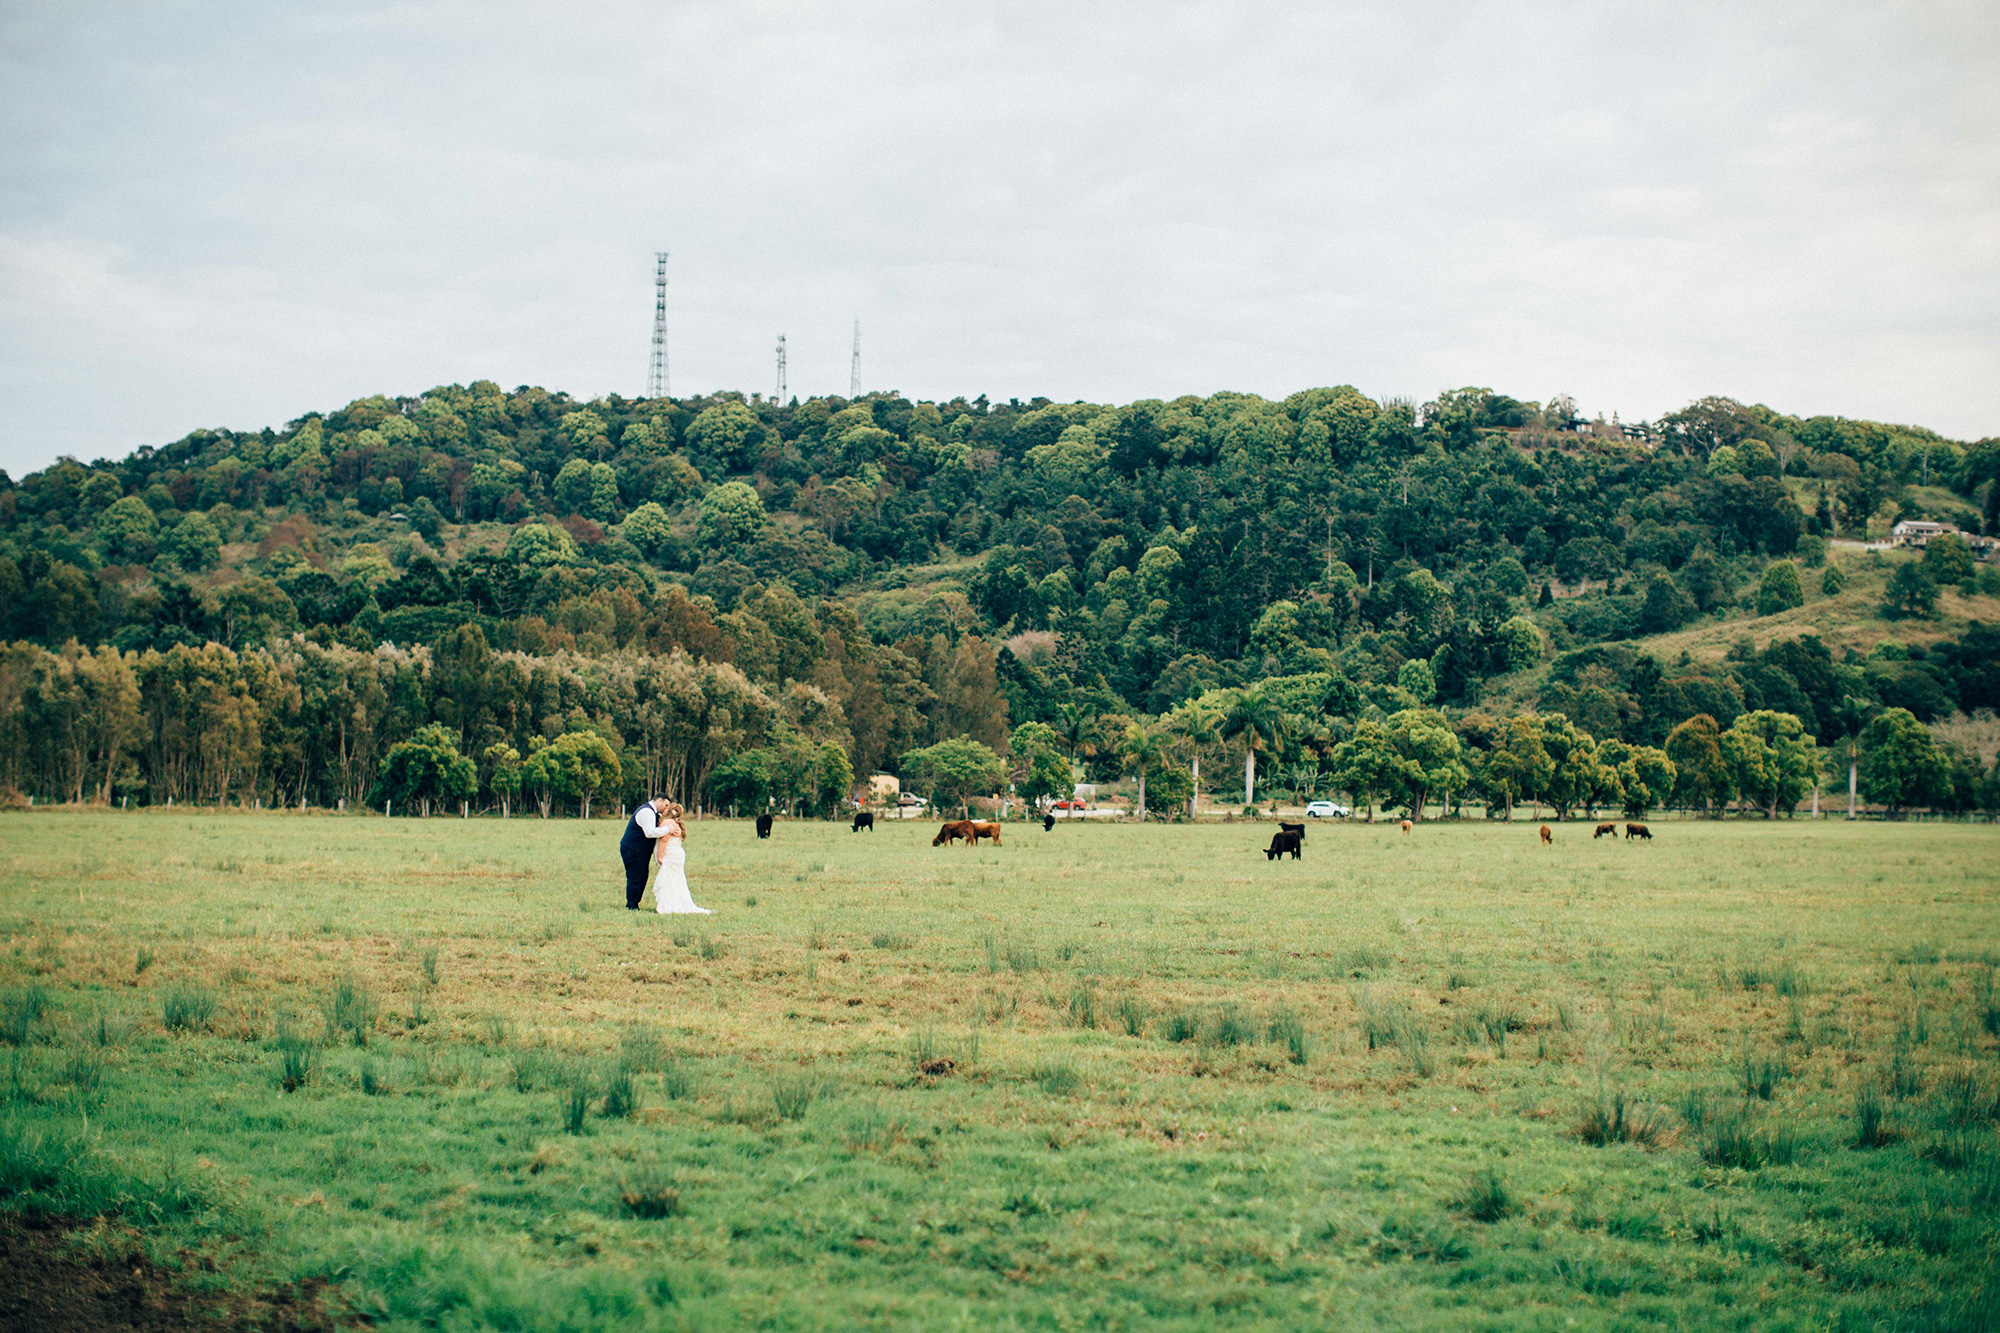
{"left": 652, "top": 802, "right": 711, "bottom": 915}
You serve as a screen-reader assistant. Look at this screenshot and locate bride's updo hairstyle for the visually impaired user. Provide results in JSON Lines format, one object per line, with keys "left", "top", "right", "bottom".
{"left": 661, "top": 801, "right": 685, "bottom": 820}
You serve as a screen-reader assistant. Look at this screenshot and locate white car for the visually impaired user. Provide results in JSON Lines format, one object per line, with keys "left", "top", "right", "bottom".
{"left": 1304, "top": 800, "right": 1350, "bottom": 819}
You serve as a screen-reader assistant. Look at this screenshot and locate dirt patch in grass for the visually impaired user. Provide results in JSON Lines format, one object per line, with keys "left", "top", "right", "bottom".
{"left": 0, "top": 1213, "right": 353, "bottom": 1332}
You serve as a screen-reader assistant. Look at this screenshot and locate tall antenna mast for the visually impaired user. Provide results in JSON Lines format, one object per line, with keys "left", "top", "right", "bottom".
{"left": 647, "top": 252, "right": 670, "bottom": 399}
{"left": 849, "top": 319, "right": 860, "bottom": 398}
{"left": 774, "top": 334, "right": 787, "bottom": 402}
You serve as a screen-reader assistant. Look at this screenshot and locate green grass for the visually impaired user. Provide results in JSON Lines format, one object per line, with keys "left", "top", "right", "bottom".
{"left": 0, "top": 811, "right": 1997, "bottom": 1329}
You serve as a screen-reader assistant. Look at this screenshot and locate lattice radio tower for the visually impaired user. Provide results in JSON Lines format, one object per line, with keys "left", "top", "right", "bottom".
{"left": 646, "top": 252, "right": 670, "bottom": 399}
{"left": 774, "top": 334, "right": 788, "bottom": 402}
{"left": 848, "top": 320, "right": 860, "bottom": 398}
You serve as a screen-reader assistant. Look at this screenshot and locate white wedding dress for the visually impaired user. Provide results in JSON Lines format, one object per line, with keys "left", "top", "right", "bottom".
{"left": 653, "top": 835, "right": 711, "bottom": 914}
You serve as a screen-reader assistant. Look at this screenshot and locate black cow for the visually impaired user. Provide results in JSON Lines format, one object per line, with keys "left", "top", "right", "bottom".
{"left": 1264, "top": 829, "right": 1302, "bottom": 860}
{"left": 1278, "top": 821, "right": 1305, "bottom": 841}
{"left": 755, "top": 813, "right": 774, "bottom": 839}
{"left": 1043, "top": 813, "right": 1055, "bottom": 832}
{"left": 851, "top": 812, "right": 874, "bottom": 833}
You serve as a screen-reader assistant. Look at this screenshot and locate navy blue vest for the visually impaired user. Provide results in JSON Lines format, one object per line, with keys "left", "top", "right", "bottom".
{"left": 620, "top": 805, "right": 655, "bottom": 859}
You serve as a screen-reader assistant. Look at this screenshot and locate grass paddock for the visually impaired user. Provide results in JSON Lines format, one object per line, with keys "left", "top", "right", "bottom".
{"left": 2, "top": 810, "right": 1998, "bottom": 1330}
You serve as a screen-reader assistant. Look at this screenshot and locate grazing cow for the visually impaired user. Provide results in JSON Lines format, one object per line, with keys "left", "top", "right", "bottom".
{"left": 968, "top": 821, "right": 1003, "bottom": 846}
{"left": 851, "top": 812, "right": 874, "bottom": 833}
{"left": 755, "top": 813, "right": 774, "bottom": 839}
{"left": 1593, "top": 822, "right": 1618, "bottom": 839}
{"left": 1043, "top": 813, "right": 1055, "bottom": 832}
{"left": 1626, "top": 822, "right": 1652, "bottom": 841}
{"left": 1538, "top": 824, "right": 1553, "bottom": 846}
{"left": 1265, "top": 829, "right": 1302, "bottom": 860}
{"left": 1279, "top": 821, "right": 1305, "bottom": 842}
{"left": 932, "top": 820, "right": 973, "bottom": 847}
{"left": 1398, "top": 819, "right": 1413, "bottom": 835}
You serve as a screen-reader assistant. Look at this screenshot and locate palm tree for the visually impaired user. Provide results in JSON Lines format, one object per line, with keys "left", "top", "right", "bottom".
{"left": 1054, "top": 701, "right": 1102, "bottom": 764}
{"left": 1118, "top": 721, "right": 1173, "bottom": 821}
{"left": 1167, "top": 704, "right": 1223, "bottom": 815}
{"left": 1220, "top": 684, "right": 1289, "bottom": 809}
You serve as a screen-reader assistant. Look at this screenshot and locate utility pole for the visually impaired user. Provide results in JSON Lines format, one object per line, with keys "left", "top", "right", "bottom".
{"left": 849, "top": 320, "right": 861, "bottom": 399}
{"left": 775, "top": 334, "right": 787, "bottom": 402}
{"left": 647, "top": 252, "right": 670, "bottom": 399}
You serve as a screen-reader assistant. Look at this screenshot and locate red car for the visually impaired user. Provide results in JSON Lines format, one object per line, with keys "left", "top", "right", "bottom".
{"left": 1050, "top": 799, "right": 1088, "bottom": 810}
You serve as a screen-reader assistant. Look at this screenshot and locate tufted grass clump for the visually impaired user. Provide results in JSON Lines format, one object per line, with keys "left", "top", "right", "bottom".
{"left": 1576, "top": 1089, "right": 1668, "bottom": 1148}
{"left": 1453, "top": 1166, "right": 1519, "bottom": 1223}
{"left": 161, "top": 984, "right": 216, "bottom": 1034}
{"left": 323, "top": 973, "right": 377, "bottom": 1047}
{"left": 0, "top": 985, "right": 51, "bottom": 1046}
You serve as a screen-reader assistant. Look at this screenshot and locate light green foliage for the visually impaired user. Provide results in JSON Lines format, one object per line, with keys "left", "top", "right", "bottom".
{"left": 1721, "top": 710, "right": 1820, "bottom": 818}
{"left": 95, "top": 495, "right": 158, "bottom": 559}
{"left": 163, "top": 512, "right": 222, "bottom": 571}
{"left": 1923, "top": 534, "right": 1976, "bottom": 586}
{"left": 1, "top": 815, "right": 1994, "bottom": 1327}
{"left": 522, "top": 731, "right": 623, "bottom": 818}
{"left": 620, "top": 501, "right": 673, "bottom": 558}
{"left": 1495, "top": 616, "right": 1543, "bottom": 671}
{"left": 501, "top": 522, "right": 579, "bottom": 569}
{"left": 697, "top": 480, "right": 766, "bottom": 549}
{"left": 1858, "top": 708, "right": 1948, "bottom": 812}
{"left": 1755, "top": 560, "right": 1806, "bottom": 616}
{"left": 376, "top": 723, "right": 478, "bottom": 816}
{"left": 1382, "top": 708, "right": 1467, "bottom": 818}
{"left": 900, "top": 736, "right": 1006, "bottom": 814}
{"left": 685, "top": 400, "right": 763, "bottom": 471}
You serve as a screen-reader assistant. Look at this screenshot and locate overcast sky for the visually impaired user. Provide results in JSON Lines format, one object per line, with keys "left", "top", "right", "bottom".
{"left": 1, "top": 1, "right": 1996, "bottom": 476}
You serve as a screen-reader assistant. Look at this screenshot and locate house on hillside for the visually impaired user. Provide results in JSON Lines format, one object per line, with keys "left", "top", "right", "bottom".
{"left": 1890, "top": 519, "right": 1999, "bottom": 560}
{"left": 1891, "top": 520, "right": 1956, "bottom": 548}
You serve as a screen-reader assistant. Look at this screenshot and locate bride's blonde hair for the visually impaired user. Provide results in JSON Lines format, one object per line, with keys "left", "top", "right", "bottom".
{"left": 661, "top": 801, "right": 685, "bottom": 820}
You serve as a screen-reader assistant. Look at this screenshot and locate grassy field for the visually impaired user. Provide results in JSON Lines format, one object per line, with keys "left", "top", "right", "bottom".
{"left": 2, "top": 811, "right": 1998, "bottom": 1331}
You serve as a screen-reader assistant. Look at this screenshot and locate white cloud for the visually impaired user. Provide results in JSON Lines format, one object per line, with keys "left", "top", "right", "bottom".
{"left": 0, "top": 0, "right": 1995, "bottom": 475}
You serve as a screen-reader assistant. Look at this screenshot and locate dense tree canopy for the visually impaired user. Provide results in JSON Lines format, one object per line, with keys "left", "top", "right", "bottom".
{"left": 0, "top": 380, "right": 1993, "bottom": 817}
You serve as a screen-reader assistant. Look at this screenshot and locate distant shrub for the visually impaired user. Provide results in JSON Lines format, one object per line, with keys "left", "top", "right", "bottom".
{"left": 161, "top": 985, "right": 216, "bottom": 1034}
{"left": 1453, "top": 1167, "right": 1519, "bottom": 1223}
{"left": 0, "top": 986, "right": 51, "bottom": 1046}
{"left": 1575, "top": 1090, "right": 1667, "bottom": 1148}
{"left": 1035, "top": 1061, "right": 1079, "bottom": 1097}
{"left": 323, "top": 974, "right": 377, "bottom": 1047}
{"left": 772, "top": 1075, "right": 821, "bottom": 1121}
{"left": 1701, "top": 1112, "right": 1797, "bottom": 1169}
{"left": 1267, "top": 1009, "right": 1309, "bottom": 1064}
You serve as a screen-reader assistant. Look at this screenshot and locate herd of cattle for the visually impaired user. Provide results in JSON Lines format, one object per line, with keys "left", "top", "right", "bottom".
{"left": 748, "top": 809, "right": 1653, "bottom": 856}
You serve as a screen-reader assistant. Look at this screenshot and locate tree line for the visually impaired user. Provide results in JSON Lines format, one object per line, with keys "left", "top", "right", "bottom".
{"left": 0, "top": 380, "right": 1995, "bottom": 818}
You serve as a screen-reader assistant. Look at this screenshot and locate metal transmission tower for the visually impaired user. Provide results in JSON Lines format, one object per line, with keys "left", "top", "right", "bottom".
{"left": 848, "top": 320, "right": 860, "bottom": 398}
{"left": 646, "top": 252, "right": 670, "bottom": 399}
{"left": 774, "top": 334, "right": 787, "bottom": 402}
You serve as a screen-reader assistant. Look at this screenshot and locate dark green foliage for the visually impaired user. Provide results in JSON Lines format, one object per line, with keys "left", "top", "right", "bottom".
{"left": 160, "top": 984, "right": 215, "bottom": 1034}
{"left": 601, "top": 1064, "right": 638, "bottom": 1119}
{"left": 1034, "top": 1061, "right": 1079, "bottom": 1096}
{"left": 1575, "top": 1089, "right": 1667, "bottom": 1148}
{"left": 1453, "top": 1166, "right": 1519, "bottom": 1223}
{"left": 1701, "top": 1111, "right": 1798, "bottom": 1169}
{"left": 1161, "top": 1009, "right": 1199, "bottom": 1044}
{"left": 1266, "top": 1009, "right": 1310, "bottom": 1064}
{"left": 1738, "top": 1050, "right": 1790, "bottom": 1100}
{"left": 323, "top": 974, "right": 377, "bottom": 1046}
{"left": 1066, "top": 982, "right": 1097, "bottom": 1030}
{"left": 133, "top": 947, "right": 153, "bottom": 976}
{"left": 1206, "top": 1005, "right": 1254, "bottom": 1048}
{"left": 1853, "top": 1085, "right": 1893, "bottom": 1148}
{"left": 1117, "top": 996, "right": 1148, "bottom": 1037}
{"left": 0, "top": 985, "right": 50, "bottom": 1046}
{"left": 561, "top": 1082, "right": 590, "bottom": 1135}
{"left": 771, "top": 1075, "right": 820, "bottom": 1120}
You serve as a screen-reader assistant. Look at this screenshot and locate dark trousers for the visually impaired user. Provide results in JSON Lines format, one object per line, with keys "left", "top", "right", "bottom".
{"left": 623, "top": 847, "right": 652, "bottom": 909}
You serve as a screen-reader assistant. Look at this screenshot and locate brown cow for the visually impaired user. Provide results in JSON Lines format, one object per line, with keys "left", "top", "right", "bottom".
{"left": 1593, "top": 822, "right": 1617, "bottom": 839}
{"left": 968, "top": 821, "right": 1003, "bottom": 846}
{"left": 1539, "top": 824, "right": 1553, "bottom": 846}
{"left": 932, "top": 820, "right": 973, "bottom": 847}
{"left": 1398, "top": 819, "right": 1413, "bottom": 835}
{"left": 1625, "top": 822, "right": 1652, "bottom": 840}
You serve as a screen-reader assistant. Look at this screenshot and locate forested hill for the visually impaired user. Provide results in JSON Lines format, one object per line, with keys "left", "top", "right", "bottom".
{"left": 1, "top": 381, "right": 1997, "bottom": 816}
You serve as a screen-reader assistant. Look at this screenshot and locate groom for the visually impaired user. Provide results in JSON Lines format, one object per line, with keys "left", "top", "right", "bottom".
{"left": 620, "top": 797, "right": 672, "bottom": 910}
